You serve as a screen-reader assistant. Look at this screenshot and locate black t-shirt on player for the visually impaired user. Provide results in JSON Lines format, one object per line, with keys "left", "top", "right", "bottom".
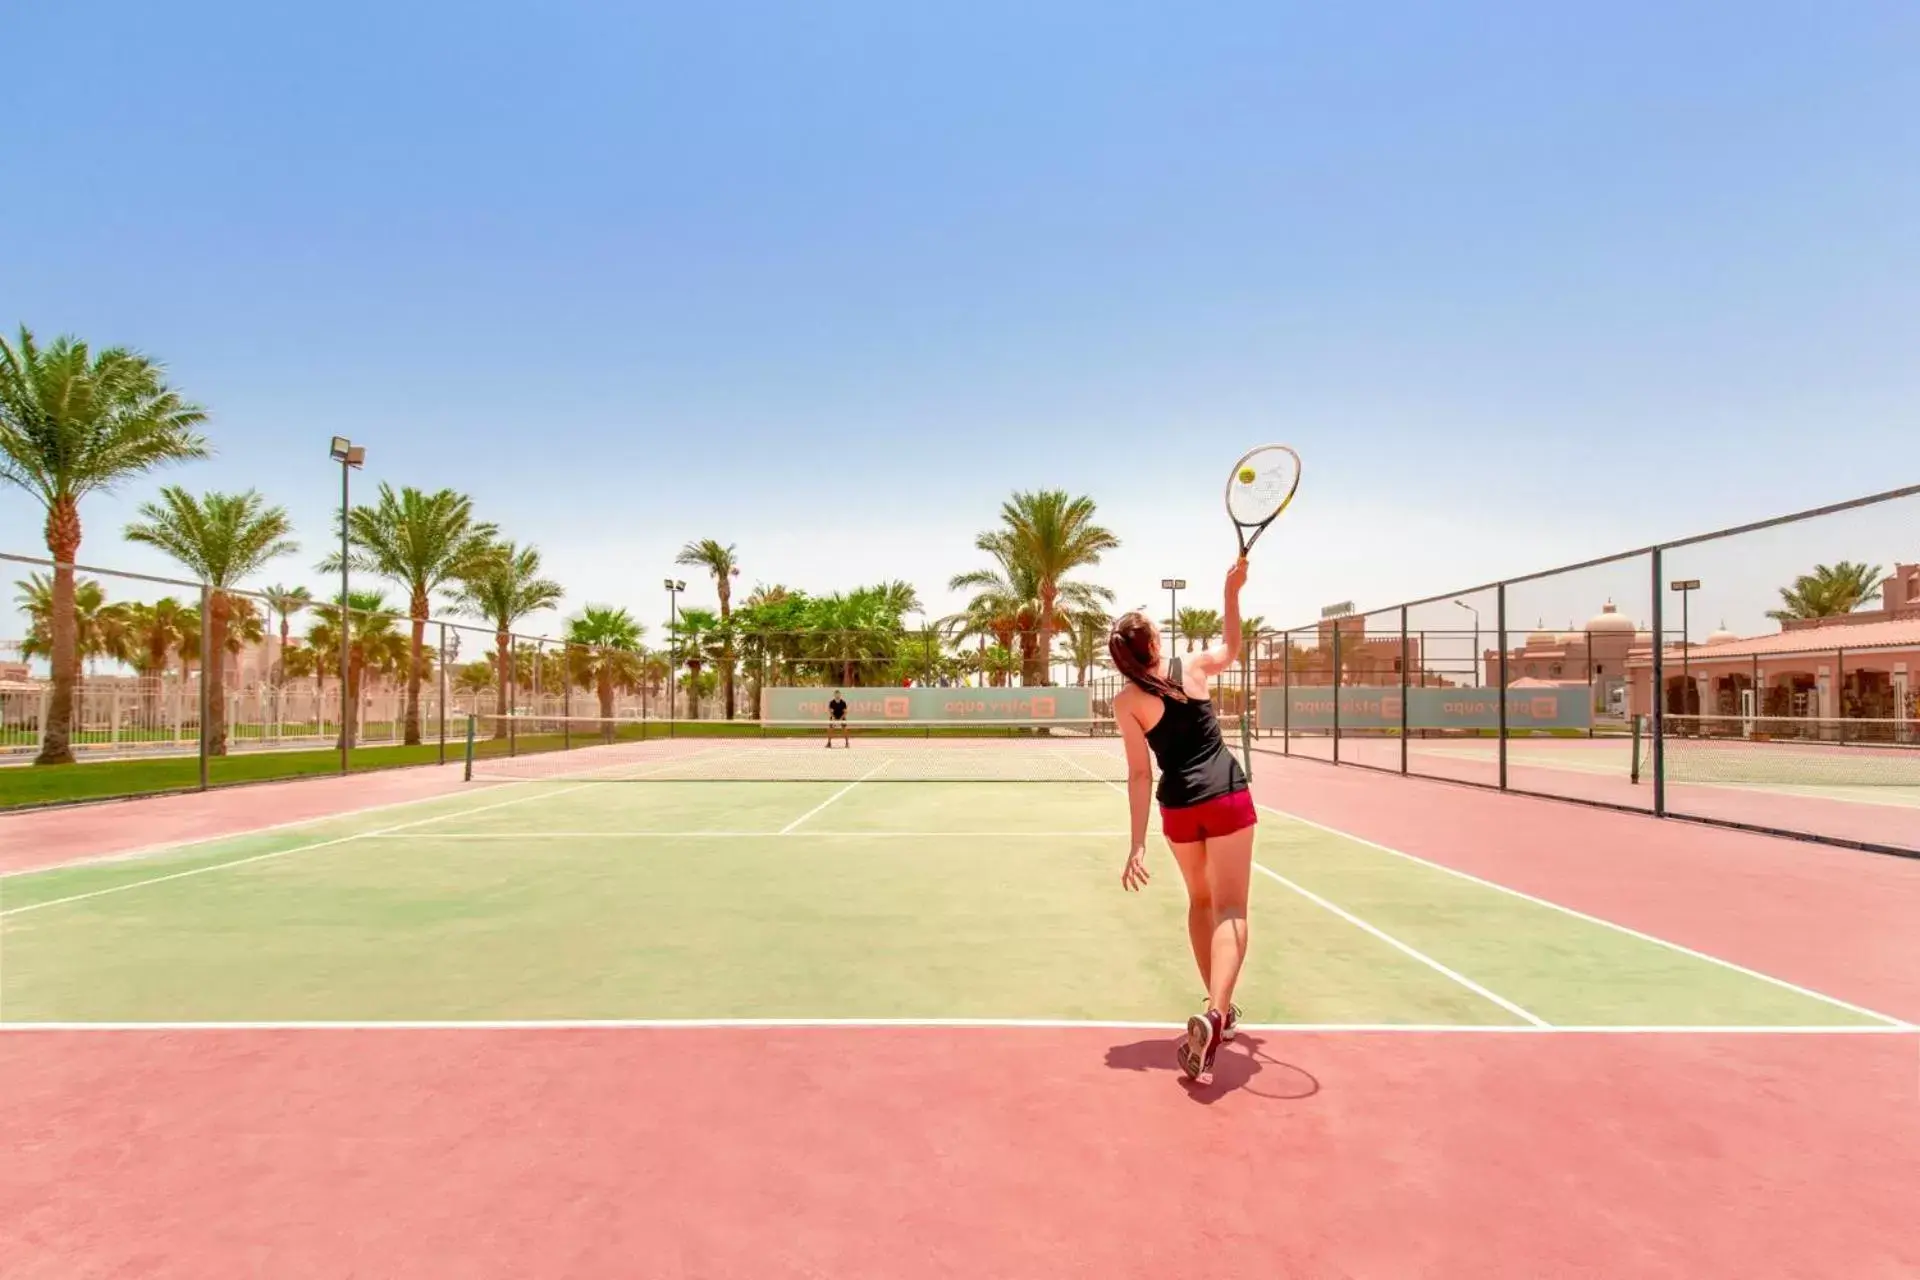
{"left": 828, "top": 697, "right": 847, "bottom": 721}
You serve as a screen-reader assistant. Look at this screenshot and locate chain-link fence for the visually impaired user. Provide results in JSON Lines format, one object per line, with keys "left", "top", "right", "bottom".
{"left": 1251, "top": 483, "right": 1920, "bottom": 858}
{"left": 1, "top": 551, "right": 1092, "bottom": 807}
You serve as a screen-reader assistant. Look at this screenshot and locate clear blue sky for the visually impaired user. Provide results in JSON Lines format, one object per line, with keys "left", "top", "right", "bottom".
{"left": 4, "top": 2, "right": 1917, "bottom": 648}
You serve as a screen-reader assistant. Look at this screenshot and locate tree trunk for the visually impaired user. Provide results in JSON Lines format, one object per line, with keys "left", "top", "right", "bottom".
{"left": 405, "top": 590, "right": 428, "bottom": 746}
{"left": 598, "top": 670, "right": 615, "bottom": 741}
{"left": 686, "top": 663, "right": 703, "bottom": 719}
{"left": 1036, "top": 584, "right": 1057, "bottom": 690}
{"left": 207, "top": 591, "right": 231, "bottom": 756}
{"left": 493, "top": 628, "right": 510, "bottom": 738}
{"left": 35, "top": 498, "right": 82, "bottom": 765}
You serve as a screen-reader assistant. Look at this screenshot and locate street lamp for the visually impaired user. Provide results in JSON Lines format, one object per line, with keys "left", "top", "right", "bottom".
{"left": 1453, "top": 599, "right": 1480, "bottom": 687}
{"left": 1670, "top": 579, "right": 1701, "bottom": 715}
{"left": 329, "top": 437, "right": 365, "bottom": 774}
{"left": 665, "top": 579, "right": 685, "bottom": 728}
{"left": 1161, "top": 578, "right": 1186, "bottom": 656}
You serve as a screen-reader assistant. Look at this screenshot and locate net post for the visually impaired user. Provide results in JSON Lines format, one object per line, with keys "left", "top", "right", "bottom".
{"left": 463, "top": 713, "right": 475, "bottom": 781}
{"left": 1650, "top": 547, "right": 1666, "bottom": 817}
{"left": 1399, "top": 606, "right": 1409, "bottom": 775}
{"left": 1496, "top": 582, "right": 1508, "bottom": 791}
{"left": 1630, "top": 713, "right": 1643, "bottom": 784}
{"left": 198, "top": 581, "right": 212, "bottom": 792}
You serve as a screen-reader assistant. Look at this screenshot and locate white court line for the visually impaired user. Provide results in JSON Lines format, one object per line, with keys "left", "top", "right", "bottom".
{"left": 1081, "top": 773, "right": 1539, "bottom": 1024}
{"left": 778, "top": 761, "right": 891, "bottom": 834}
{"left": 1251, "top": 862, "right": 1548, "bottom": 1027}
{"left": 0, "top": 743, "right": 734, "bottom": 882}
{"left": 1255, "top": 801, "right": 1917, "bottom": 1030}
{"left": 356, "top": 829, "right": 1131, "bottom": 839}
{"left": 0, "top": 777, "right": 509, "bottom": 879}
{"left": 0, "top": 1017, "right": 1909, "bottom": 1035}
{"left": 0, "top": 751, "right": 732, "bottom": 919}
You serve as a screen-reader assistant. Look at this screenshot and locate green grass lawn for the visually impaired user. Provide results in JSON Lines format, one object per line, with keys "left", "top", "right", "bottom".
{"left": 0, "top": 741, "right": 467, "bottom": 809}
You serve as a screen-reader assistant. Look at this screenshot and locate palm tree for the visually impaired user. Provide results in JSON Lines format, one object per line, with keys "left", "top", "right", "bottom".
{"left": 566, "top": 606, "right": 644, "bottom": 735}
{"left": 989, "top": 490, "right": 1119, "bottom": 681}
{"left": 1066, "top": 611, "right": 1111, "bottom": 686}
{"left": 120, "top": 597, "right": 192, "bottom": 718}
{"left": 325, "top": 485, "right": 497, "bottom": 747}
{"left": 0, "top": 327, "right": 210, "bottom": 763}
{"left": 1175, "top": 607, "right": 1223, "bottom": 652}
{"left": 950, "top": 523, "right": 1112, "bottom": 686}
{"left": 124, "top": 488, "right": 297, "bottom": 755}
{"left": 1767, "top": 562, "right": 1888, "bottom": 623}
{"left": 670, "top": 607, "right": 721, "bottom": 718}
{"left": 450, "top": 542, "right": 563, "bottom": 737}
{"left": 981, "top": 644, "right": 1020, "bottom": 688}
{"left": 676, "top": 540, "right": 742, "bottom": 719}
{"left": 305, "top": 591, "right": 408, "bottom": 749}
{"left": 16, "top": 574, "right": 134, "bottom": 671}
{"left": 260, "top": 584, "right": 312, "bottom": 685}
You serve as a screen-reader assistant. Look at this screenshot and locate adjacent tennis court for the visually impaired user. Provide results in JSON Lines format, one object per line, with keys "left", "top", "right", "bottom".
{"left": 3, "top": 729, "right": 1916, "bottom": 1277}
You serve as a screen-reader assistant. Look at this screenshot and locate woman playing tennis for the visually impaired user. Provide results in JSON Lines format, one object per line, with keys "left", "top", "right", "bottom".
{"left": 1113, "top": 556, "right": 1256, "bottom": 1085}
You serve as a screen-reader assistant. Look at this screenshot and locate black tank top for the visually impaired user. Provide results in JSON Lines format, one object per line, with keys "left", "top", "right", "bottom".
{"left": 1143, "top": 660, "right": 1247, "bottom": 807}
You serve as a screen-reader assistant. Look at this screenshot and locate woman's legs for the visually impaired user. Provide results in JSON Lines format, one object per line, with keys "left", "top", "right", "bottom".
{"left": 1165, "top": 839, "right": 1213, "bottom": 990}
{"left": 1199, "top": 826, "right": 1256, "bottom": 1019}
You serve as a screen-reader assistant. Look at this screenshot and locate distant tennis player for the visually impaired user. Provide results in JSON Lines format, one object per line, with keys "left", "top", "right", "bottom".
{"left": 826, "top": 690, "right": 850, "bottom": 748}
{"left": 1113, "top": 556, "right": 1255, "bottom": 1086}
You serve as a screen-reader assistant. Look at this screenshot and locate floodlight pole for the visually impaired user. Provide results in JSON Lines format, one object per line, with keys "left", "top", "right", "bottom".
{"left": 1161, "top": 578, "right": 1186, "bottom": 658}
{"left": 1670, "top": 579, "right": 1700, "bottom": 713}
{"left": 329, "top": 437, "right": 365, "bottom": 776}
{"left": 665, "top": 579, "right": 685, "bottom": 737}
{"left": 1453, "top": 600, "right": 1479, "bottom": 685}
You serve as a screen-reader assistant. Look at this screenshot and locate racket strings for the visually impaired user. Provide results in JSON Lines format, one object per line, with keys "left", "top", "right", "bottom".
{"left": 1227, "top": 448, "right": 1300, "bottom": 524}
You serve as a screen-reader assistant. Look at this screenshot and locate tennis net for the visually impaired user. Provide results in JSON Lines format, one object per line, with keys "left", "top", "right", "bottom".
{"left": 460, "top": 715, "right": 1135, "bottom": 783}
{"left": 1633, "top": 714, "right": 1920, "bottom": 789}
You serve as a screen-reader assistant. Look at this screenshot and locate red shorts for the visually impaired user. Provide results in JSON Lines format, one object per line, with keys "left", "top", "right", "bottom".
{"left": 1159, "top": 789, "right": 1257, "bottom": 843}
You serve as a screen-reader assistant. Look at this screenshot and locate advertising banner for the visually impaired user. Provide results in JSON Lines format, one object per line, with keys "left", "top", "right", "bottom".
{"left": 762, "top": 686, "right": 1094, "bottom": 722}
{"left": 1256, "top": 686, "right": 1591, "bottom": 731}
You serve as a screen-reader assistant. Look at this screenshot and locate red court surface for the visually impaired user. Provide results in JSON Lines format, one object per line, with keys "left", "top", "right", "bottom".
{"left": 2, "top": 1026, "right": 1915, "bottom": 1279}
{"left": 1273, "top": 735, "right": 1919, "bottom": 853}
{"left": 1246, "top": 754, "right": 1920, "bottom": 1022}
{"left": 0, "top": 767, "right": 476, "bottom": 875}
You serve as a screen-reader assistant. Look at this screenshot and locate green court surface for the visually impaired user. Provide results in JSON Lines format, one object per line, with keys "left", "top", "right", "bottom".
{"left": 0, "top": 777, "right": 1886, "bottom": 1028}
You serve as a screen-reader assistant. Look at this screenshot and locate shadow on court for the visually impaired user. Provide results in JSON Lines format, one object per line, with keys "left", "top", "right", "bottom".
{"left": 1103, "top": 1034, "right": 1321, "bottom": 1105}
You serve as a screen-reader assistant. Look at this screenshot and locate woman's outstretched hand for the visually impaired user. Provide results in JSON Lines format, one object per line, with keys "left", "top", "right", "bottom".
{"left": 1121, "top": 844, "right": 1151, "bottom": 891}
{"left": 1226, "top": 556, "right": 1249, "bottom": 594}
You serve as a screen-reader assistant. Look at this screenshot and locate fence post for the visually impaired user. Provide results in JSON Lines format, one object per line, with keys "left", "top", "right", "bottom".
{"left": 1399, "top": 606, "right": 1409, "bottom": 775}
{"left": 1496, "top": 582, "right": 1508, "bottom": 791}
{"left": 1240, "top": 627, "right": 1253, "bottom": 782}
{"left": 438, "top": 622, "right": 449, "bottom": 766}
{"left": 198, "top": 583, "right": 212, "bottom": 791}
{"left": 1651, "top": 547, "right": 1666, "bottom": 817}
{"left": 1331, "top": 623, "right": 1342, "bottom": 764}
{"left": 1281, "top": 632, "right": 1291, "bottom": 754}
{"left": 1836, "top": 648, "right": 1846, "bottom": 741}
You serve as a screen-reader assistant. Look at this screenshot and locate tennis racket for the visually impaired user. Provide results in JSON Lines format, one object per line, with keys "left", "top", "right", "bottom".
{"left": 1225, "top": 444, "right": 1301, "bottom": 556}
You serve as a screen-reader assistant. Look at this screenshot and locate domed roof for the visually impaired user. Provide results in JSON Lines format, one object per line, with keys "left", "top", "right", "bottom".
{"left": 1558, "top": 621, "right": 1584, "bottom": 645}
{"left": 1586, "top": 599, "right": 1636, "bottom": 633}
{"left": 1705, "top": 622, "right": 1738, "bottom": 645}
{"left": 1525, "top": 619, "right": 1557, "bottom": 647}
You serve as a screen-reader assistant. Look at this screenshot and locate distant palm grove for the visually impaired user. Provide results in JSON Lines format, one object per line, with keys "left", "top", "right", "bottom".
{"left": 2, "top": 324, "right": 1122, "bottom": 768}
{"left": 5, "top": 323, "right": 1895, "bottom": 774}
